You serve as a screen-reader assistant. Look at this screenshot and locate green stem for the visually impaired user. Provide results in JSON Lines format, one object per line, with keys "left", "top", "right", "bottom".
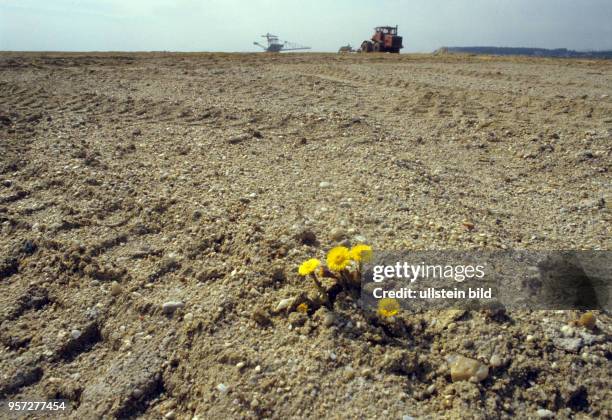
{"left": 310, "top": 273, "right": 330, "bottom": 306}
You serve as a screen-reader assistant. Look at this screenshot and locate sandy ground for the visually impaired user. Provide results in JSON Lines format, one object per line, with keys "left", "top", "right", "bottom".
{"left": 0, "top": 52, "right": 610, "bottom": 419}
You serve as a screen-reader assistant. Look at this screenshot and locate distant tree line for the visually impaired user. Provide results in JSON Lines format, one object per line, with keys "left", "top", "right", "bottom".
{"left": 436, "top": 46, "right": 612, "bottom": 59}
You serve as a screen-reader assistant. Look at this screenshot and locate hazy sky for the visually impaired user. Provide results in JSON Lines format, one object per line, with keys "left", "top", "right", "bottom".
{"left": 1, "top": 0, "right": 611, "bottom": 52}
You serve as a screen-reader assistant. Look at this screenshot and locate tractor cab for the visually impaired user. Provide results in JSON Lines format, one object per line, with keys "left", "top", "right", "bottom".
{"left": 375, "top": 26, "right": 398, "bottom": 36}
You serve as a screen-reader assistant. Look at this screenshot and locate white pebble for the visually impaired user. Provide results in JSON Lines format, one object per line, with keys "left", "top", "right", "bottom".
{"left": 275, "top": 298, "right": 294, "bottom": 311}
{"left": 536, "top": 408, "right": 555, "bottom": 418}
{"left": 162, "top": 301, "right": 185, "bottom": 314}
{"left": 490, "top": 354, "right": 503, "bottom": 368}
{"left": 560, "top": 325, "right": 574, "bottom": 337}
{"left": 110, "top": 281, "right": 122, "bottom": 296}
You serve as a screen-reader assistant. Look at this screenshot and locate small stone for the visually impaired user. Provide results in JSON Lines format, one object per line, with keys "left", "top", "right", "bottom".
{"left": 322, "top": 312, "right": 335, "bottom": 327}
{"left": 236, "top": 362, "right": 245, "bottom": 369}
{"left": 183, "top": 313, "right": 194, "bottom": 323}
{"left": 536, "top": 408, "right": 555, "bottom": 418}
{"left": 319, "top": 181, "right": 331, "bottom": 188}
{"left": 254, "top": 365, "right": 262, "bottom": 373}
{"left": 560, "top": 325, "right": 574, "bottom": 337}
{"left": 330, "top": 227, "right": 346, "bottom": 241}
{"left": 526, "top": 335, "right": 535, "bottom": 342}
{"left": 216, "top": 383, "right": 229, "bottom": 394}
{"left": 162, "top": 301, "right": 185, "bottom": 315}
{"left": 71, "top": 329, "right": 82, "bottom": 339}
{"left": 462, "top": 221, "right": 475, "bottom": 230}
{"left": 489, "top": 354, "right": 503, "bottom": 368}
{"left": 275, "top": 297, "right": 295, "bottom": 312}
{"left": 110, "top": 281, "right": 122, "bottom": 296}
{"left": 578, "top": 312, "right": 596, "bottom": 330}
{"left": 447, "top": 355, "right": 489, "bottom": 382}
{"left": 164, "top": 410, "right": 176, "bottom": 419}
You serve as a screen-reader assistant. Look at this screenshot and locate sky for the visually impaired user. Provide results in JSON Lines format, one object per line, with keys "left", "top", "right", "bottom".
{"left": 1, "top": 0, "right": 611, "bottom": 52}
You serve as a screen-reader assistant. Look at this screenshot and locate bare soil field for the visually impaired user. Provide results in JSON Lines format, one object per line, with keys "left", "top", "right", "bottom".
{"left": 0, "top": 52, "right": 610, "bottom": 419}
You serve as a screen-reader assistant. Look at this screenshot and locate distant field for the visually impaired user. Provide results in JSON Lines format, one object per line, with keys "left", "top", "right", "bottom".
{"left": 439, "top": 46, "right": 612, "bottom": 59}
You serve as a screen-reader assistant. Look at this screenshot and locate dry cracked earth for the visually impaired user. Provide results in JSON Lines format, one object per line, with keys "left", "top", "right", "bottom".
{"left": 0, "top": 52, "right": 611, "bottom": 419}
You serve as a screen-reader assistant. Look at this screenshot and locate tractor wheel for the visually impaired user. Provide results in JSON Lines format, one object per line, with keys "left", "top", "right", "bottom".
{"left": 360, "top": 41, "right": 373, "bottom": 53}
{"left": 373, "top": 42, "right": 381, "bottom": 53}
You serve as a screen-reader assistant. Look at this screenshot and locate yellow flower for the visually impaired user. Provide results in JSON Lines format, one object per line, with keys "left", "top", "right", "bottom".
{"left": 326, "top": 246, "right": 351, "bottom": 272}
{"left": 377, "top": 298, "right": 400, "bottom": 318}
{"left": 349, "top": 244, "right": 373, "bottom": 262}
{"left": 296, "top": 303, "right": 309, "bottom": 313}
{"left": 298, "top": 258, "right": 321, "bottom": 276}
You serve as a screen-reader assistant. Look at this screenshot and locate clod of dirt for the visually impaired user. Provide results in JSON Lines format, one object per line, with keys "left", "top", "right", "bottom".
{"left": 76, "top": 353, "right": 164, "bottom": 418}
{"left": 381, "top": 349, "right": 418, "bottom": 375}
{"left": 554, "top": 337, "right": 583, "bottom": 352}
{"left": 252, "top": 307, "right": 271, "bottom": 326}
{"left": 294, "top": 227, "right": 317, "bottom": 246}
{"left": 227, "top": 133, "right": 250, "bottom": 144}
{"left": 0, "top": 363, "right": 43, "bottom": 397}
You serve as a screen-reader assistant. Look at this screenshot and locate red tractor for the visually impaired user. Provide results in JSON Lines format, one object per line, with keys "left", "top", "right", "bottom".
{"left": 360, "top": 26, "right": 403, "bottom": 53}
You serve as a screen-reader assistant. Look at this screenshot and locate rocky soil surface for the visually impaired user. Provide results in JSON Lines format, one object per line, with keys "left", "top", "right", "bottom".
{"left": 0, "top": 52, "right": 610, "bottom": 419}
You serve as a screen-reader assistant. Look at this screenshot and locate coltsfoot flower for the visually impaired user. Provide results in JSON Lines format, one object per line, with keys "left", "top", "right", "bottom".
{"left": 326, "top": 246, "right": 351, "bottom": 272}
{"left": 298, "top": 258, "right": 321, "bottom": 276}
{"left": 377, "top": 298, "right": 400, "bottom": 318}
{"left": 349, "top": 244, "right": 373, "bottom": 262}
